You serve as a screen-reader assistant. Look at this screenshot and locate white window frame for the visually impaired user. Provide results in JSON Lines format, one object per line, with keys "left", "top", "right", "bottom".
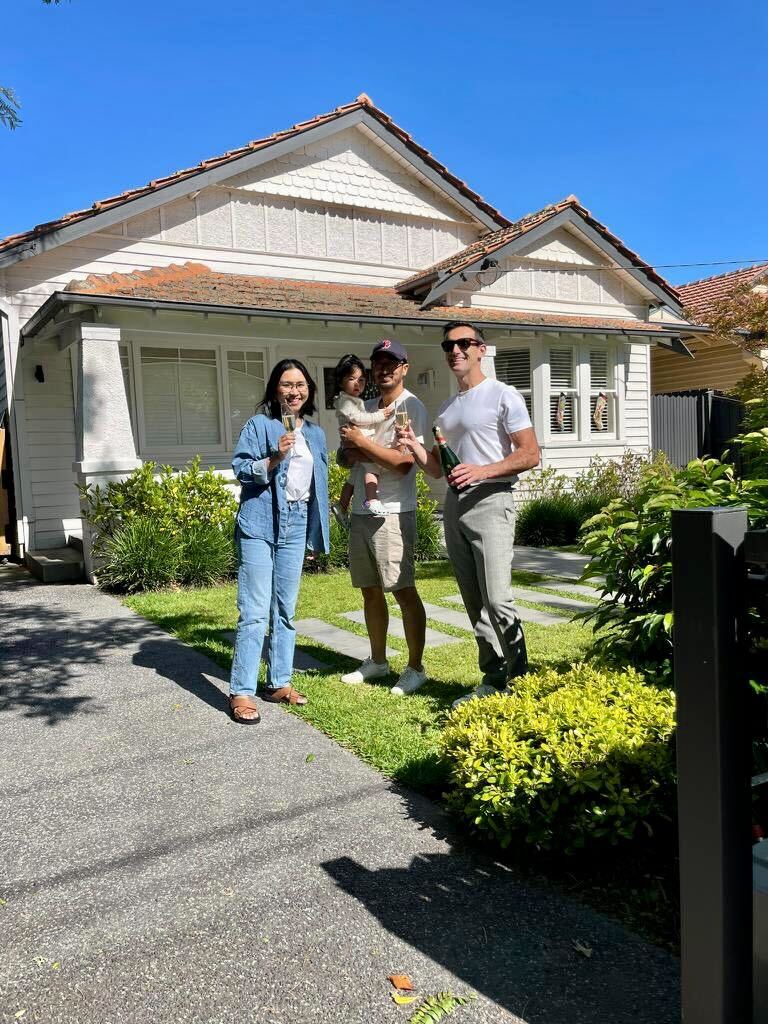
{"left": 126, "top": 335, "right": 270, "bottom": 466}
{"left": 539, "top": 336, "right": 623, "bottom": 446}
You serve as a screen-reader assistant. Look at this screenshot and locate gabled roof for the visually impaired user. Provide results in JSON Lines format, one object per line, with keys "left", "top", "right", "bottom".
{"left": 397, "top": 194, "right": 683, "bottom": 312}
{"left": 22, "top": 261, "right": 704, "bottom": 341}
{"left": 0, "top": 95, "right": 510, "bottom": 266}
{"left": 676, "top": 263, "right": 768, "bottom": 320}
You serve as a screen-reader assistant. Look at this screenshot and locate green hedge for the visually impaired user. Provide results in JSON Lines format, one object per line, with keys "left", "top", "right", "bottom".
{"left": 80, "top": 458, "right": 237, "bottom": 592}
{"left": 440, "top": 664, "right": 676, "bottom": 853}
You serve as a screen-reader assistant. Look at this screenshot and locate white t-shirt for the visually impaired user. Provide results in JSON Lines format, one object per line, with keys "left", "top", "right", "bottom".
{"left": 437, "top": 377, "right": 532, "bottom": 487}
{"left": 285, "top": 426, "right": 314, "bottom": 501}
{"left": 351, "top": 389, "right": 428, "bottom": 514}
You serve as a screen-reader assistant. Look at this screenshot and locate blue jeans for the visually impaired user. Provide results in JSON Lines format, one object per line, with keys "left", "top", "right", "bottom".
{"left": 230, "top": 501, "right": 308, "bottom": 696}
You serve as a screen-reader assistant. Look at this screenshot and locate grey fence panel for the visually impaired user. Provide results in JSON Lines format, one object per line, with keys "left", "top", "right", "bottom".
{"left": 652, "top": 392, "right": 704, "bottom": 466}
{"left": 652, "top": 390, "right": 745, "bottom": 467}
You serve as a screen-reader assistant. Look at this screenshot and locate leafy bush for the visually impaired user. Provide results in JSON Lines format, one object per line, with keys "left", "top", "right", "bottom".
{"left": 517, "top": 452, "right": 670, "bottom": 548}
{"left": 96, "top": 517, "right": 181, "bottom": 593}
{"left": 580, "top": 453, "right": 768, "bottom": 677}
{"left": 441, "top": 664, "right": 676, "bottom": 853}
{"left": 80, "top": 457, "right": 238, "bottom": 592}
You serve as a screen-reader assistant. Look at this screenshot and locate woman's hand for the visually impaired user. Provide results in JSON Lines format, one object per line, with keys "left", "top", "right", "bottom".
{"left": 274, "top": 431, "right": 294, "bottom": 462}
{"left": 382, "top": 403, "right": 396, "bottom": 418}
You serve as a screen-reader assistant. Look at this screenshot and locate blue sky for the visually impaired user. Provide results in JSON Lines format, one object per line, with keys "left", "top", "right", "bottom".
{"left": 2, "top": 0, "right": 765, "bottom": 285}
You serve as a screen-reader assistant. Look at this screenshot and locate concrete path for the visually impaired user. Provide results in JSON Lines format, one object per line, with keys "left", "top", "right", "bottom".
{"left": 0, "top": 565, "right": 679, "bottom": 1024}
{"left": 512, "top": 547, "right": 591, "bottom": 580}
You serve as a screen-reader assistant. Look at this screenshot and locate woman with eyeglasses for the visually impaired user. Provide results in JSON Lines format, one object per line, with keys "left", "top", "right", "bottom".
{"left": 228, "top": 358, "right": 330, "bottom": 723}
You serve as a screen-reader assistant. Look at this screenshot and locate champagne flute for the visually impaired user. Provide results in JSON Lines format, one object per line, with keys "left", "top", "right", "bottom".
{"left": 395, "top": 405, "right": 409, "bottom": 454}
{"left": 281, "top": 404, "right": 297, "bottom": 459}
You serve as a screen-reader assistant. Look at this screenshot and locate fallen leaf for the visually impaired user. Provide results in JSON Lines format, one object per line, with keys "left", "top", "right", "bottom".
{"left": 572, "top": 940, "right": 593, "bottom": 958}
{"left": 305, "top": 754, "right": 316, "bottom": 763}
{"left": 220, "top": 888, "right": 235, "bottom": 897}
{"left": 391, "top": 993, "right": 417, "bottom": 1005}
{"left": 14, "top": 1011, "right": 27, "bottom": 1020}
{"left": 0, "top": 898, "right": 7, "bottom": 908}
{"left": 388, "top": 974, "right": 414, "bottom": 991}
{"left": 51, "top": 961, "right": 61, "bottom": 970}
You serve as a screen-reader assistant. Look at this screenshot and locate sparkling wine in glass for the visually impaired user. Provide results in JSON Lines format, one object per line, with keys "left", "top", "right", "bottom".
{"left": 281, "top": 406, "right": 296, "bottom": 458}
{"left": 395, "top": 406, "right": 409, "bottom": 453}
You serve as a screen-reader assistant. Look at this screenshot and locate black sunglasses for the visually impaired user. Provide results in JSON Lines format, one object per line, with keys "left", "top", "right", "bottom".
{"left": 440, "top": 338, "right": 483, "bottom": 353}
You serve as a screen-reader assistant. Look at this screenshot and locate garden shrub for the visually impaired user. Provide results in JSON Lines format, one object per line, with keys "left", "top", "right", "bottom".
{"left": 516, "top": 452, "right": 670, "bottom": 548}
{"left": 96, "top": 517, "right": 181, "bottom": 593}
{"left": 440, "top": 663, "right": 676, "bottom": 853}
{"left": 80, "top": 457, "right": 238, "bottom": 592}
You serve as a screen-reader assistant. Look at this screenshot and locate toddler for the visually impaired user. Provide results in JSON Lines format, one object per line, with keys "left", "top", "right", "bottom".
{"left": 333, "top": 353, "right": 394, "bottom": 522}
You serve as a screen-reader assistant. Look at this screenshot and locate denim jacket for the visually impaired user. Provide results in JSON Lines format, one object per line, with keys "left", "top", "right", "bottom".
{"left": 232, "top": 414, "right": 330, "bottom": 553}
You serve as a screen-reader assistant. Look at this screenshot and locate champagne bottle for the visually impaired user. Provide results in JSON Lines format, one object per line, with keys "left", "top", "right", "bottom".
{"left": 433, "top": 425, "right": 463, "bottom": 491}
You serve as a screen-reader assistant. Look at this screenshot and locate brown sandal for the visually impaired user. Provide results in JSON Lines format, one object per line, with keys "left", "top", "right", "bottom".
{"left": 229, "top": 695, "right": 261, "bottom": 724}
{"left": 263, "top": 685, "right": 308, "bottom": 706}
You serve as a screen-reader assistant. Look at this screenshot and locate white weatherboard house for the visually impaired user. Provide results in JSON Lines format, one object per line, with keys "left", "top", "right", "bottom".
{"left": 0, "top": 94, "right": 706, "bottom": 577}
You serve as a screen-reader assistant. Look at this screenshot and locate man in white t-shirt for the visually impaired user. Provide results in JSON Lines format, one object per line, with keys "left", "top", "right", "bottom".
{"left": 337, "top": 338, "right": 430, "bottom": 696}
{"left": 400, "top": 321, "right": 540, "bottom": 705}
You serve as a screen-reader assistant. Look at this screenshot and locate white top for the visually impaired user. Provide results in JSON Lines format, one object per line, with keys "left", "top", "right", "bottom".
{"left": 334, "top": 392, "right": 389, "bottom": 427}
{"left": 351, "top": 389, "right": 428, "bottom": 515}
{"left": 285, "top": 426, "right": 314, "bottom": 501}
{"left": 437, "top": 377, "right": 532, "bottom": 487}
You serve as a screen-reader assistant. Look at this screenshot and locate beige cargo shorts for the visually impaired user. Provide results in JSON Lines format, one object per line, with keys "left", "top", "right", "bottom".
{"left": 348, "top": 511, "right": 416, "bottom": 592}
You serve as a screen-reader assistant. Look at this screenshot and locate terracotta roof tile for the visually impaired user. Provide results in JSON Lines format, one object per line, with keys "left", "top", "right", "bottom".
{"left": 676, "top": 263, "right": 768, "bottom": 319}
{"left": 397, "top": 194, "right": 679, "bottom": 306}
{"left": 62, "top": 261, "right": 684, "bottom": 335}
{"left": 0, "top": 97, "right": 509, "bottom": 259}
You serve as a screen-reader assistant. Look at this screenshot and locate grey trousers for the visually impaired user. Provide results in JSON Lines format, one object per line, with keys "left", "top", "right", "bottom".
{"left": 443, "top": 483, "right": 528, "bottom": 688}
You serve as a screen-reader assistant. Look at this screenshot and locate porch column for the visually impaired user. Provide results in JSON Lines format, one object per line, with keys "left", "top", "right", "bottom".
{"left": 70, "top": 323, "right": 141, "bottom": 581}
{"left": 481, "top": 343, "right": 497, "bottom": 379}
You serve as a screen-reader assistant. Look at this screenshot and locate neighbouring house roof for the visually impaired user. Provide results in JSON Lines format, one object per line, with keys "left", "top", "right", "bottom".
{"left": 0, "top": 95, "right": 511, "bottom": 263}
{"left": 22, "top": 262, "right": 703, "bottom": 341}
{"left": 396, "top": 194, "right": 682, "bottom": 310}
{"left": 676, "top": 263, "right": 768, "bottom": 320}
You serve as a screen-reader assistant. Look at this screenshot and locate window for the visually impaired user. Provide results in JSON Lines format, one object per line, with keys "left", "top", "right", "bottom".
{"left": 141, "top": 347, "right": 220, "bottom": 446}
{"left": 495, "top": 348, "right": 532, "bottom": 416}
{"left": 589, "top": 348, "right": 616, "bottom": 434}
{"left": 549, "top": 346, "right": 577, "bottom": 435}
{"left": 228, "top": 350, "right": 265, "bottom": 444}
{"left": 119, "top": 343, "right": 136, "bottom": 438}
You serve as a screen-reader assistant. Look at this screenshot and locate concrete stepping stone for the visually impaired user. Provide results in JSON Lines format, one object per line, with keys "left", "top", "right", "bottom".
{"left": 510, "top": 586, "right": 595, "bottom": 614}
{"left": 421, "top": 602, "right": 474, "bottom": 631}
{"left": 444, "top": 595, "right": 563, "bottom": 627}
{"left": 293, "top": 618, "right": 397, "bottom": 660}
{"left": 342, "top": 610, "right": 463, "bottom": 646}
{"left": 545, "top": 581, "right": 603, "bottom": 600}
{"left": 223, "top": 632, "right": 332, "bottom": 671}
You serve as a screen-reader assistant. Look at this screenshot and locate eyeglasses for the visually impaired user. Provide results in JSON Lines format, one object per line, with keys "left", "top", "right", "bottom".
{"left": 440, "top": 338, "right": 482, "bottom": 353}
{"left": 278, "top": 381, "right": 308, "bottom": 392}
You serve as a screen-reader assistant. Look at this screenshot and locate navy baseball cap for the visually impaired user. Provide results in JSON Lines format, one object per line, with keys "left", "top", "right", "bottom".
{"left": 371, "top": 338, "right": 408, "bottom": 363}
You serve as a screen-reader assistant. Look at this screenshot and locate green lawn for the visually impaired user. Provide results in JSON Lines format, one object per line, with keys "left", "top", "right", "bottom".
{"left": 125, "top": 563, "right": 678, "bottom": 950}
{"left": 126, "top": 561, "right": 593, "bottom": 789}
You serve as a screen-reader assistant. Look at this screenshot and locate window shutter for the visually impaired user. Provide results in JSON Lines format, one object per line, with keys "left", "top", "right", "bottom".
{"left": 495, "top": 348, "right": 532, "bottom": 414}
{"left": 550, "top": 348, "right": 574, "bottom": 388}
{"left": 141, "top": 347, "right": 220, "bottom": 446}
{"left": 590, "top": 349, "right": 609, "bottom": 389}
{"left": 495, "top": 349, "right": 531, "bottom": 390}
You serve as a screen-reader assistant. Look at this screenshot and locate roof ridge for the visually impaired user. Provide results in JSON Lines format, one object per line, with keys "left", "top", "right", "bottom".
{"left": 676, "top": 262, "right": 768, "bottom": 290}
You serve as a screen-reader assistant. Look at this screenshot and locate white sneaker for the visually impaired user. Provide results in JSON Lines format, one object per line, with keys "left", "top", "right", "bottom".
{"left": 451, "top": 683, "right": 507, "bottom": 708}
{"left": 390, "top": 666, "right": 428, "bottom": 696}
{"left": 340, "top": 658, "right": 390, "bottom": 684}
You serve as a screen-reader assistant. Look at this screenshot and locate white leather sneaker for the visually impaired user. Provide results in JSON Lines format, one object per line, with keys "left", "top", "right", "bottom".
{"left": 390, "top": 666, "right": 428, "bottom": 696}
{"left": 451, "top": 683, "right": 507, "bottom": 708}
{"left": 340, "top": 658, "right": 390, "bottom": 684}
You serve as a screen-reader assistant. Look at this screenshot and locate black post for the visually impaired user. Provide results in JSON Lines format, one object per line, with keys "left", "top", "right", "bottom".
{"left": 672, "top": 506, "right": 750, "bottom": 1023}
